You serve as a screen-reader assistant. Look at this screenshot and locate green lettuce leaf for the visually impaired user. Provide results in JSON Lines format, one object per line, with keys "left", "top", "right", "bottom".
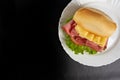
{"left": 63, "top": 16, "right": 97, "bottom": 55}
{"left": 65, "top": 33, "right": 97, "bottom": 55}
{"left": 64, "top": 16, "right": 73, "bottom": 24}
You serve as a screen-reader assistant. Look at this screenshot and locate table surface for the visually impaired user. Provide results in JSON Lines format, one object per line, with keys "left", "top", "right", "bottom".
{"left": 48, "top": 0, "right": 120, "bottom": 80}
{"left": 2, "top": 0, "right": 120, "bottom": 80}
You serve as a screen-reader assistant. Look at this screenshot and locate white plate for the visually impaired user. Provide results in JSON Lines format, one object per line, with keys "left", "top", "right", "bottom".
{"left": 58, "top": 0, "right": 120, "bottom": 67}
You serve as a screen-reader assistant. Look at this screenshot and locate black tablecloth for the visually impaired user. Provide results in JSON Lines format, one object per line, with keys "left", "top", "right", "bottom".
{"left": 47, "top": 0, "right": 120, "bottom": 80}
{"left": 2, "top": 0, "right": 120, "bottom": 80}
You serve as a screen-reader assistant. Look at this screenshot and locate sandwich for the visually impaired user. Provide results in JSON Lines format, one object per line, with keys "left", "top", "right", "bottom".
{"left": 62, "top": 8, "right": 116, "bottom": 54}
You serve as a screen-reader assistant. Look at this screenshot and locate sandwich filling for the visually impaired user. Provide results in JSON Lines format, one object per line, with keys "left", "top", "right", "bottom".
{"left": 62, "top": 20, "right": 107, "bottom": 52}
{"left": 62, "top": 8, "right": 116, "bottom": 54}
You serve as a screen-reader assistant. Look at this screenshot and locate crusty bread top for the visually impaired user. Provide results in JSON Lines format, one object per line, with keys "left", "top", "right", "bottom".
{"left": 73, "top": 8, "right": 116, "bottom": 37}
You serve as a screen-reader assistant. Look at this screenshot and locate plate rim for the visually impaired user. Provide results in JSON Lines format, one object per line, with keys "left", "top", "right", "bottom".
{"left": 58, "top": 0, "right": 120, "bottom": 67}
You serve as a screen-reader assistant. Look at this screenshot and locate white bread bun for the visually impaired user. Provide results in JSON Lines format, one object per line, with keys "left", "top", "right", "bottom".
{"left": 73, "top": 8, "right": 117, "bottom": 37}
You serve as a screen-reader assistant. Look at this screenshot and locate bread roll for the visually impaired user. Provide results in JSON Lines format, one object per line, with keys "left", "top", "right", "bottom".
{"left": 73, "top": 8, "right": 116, "bottom": 37}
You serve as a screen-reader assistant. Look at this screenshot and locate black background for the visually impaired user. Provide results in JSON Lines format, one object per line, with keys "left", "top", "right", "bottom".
{"left": 1, "top": 0, "right": 71, "bottom": 80}
{"left": 44, "top": 0, "right": 120, "bottom": 80}
{"left": 1, "top": 0, "right": 120, "bottom": 80}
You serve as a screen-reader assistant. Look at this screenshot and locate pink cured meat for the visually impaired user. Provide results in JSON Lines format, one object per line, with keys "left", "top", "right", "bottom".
{"left": 62, "top": 20, "right": 107, "bottom": 51}
{"left": 62, "top": 20, "right": 75, "bottom": 35}
{"left": 86, "top": 40, "right": 105, "bottom": 52}
{"left": 71, "top": 36, "right": 87, "bottom": 45}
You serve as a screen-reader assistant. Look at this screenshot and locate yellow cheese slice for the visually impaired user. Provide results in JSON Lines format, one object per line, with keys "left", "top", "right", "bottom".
{"left": 75, "top": 25, "right": 108, "bottom": 47}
